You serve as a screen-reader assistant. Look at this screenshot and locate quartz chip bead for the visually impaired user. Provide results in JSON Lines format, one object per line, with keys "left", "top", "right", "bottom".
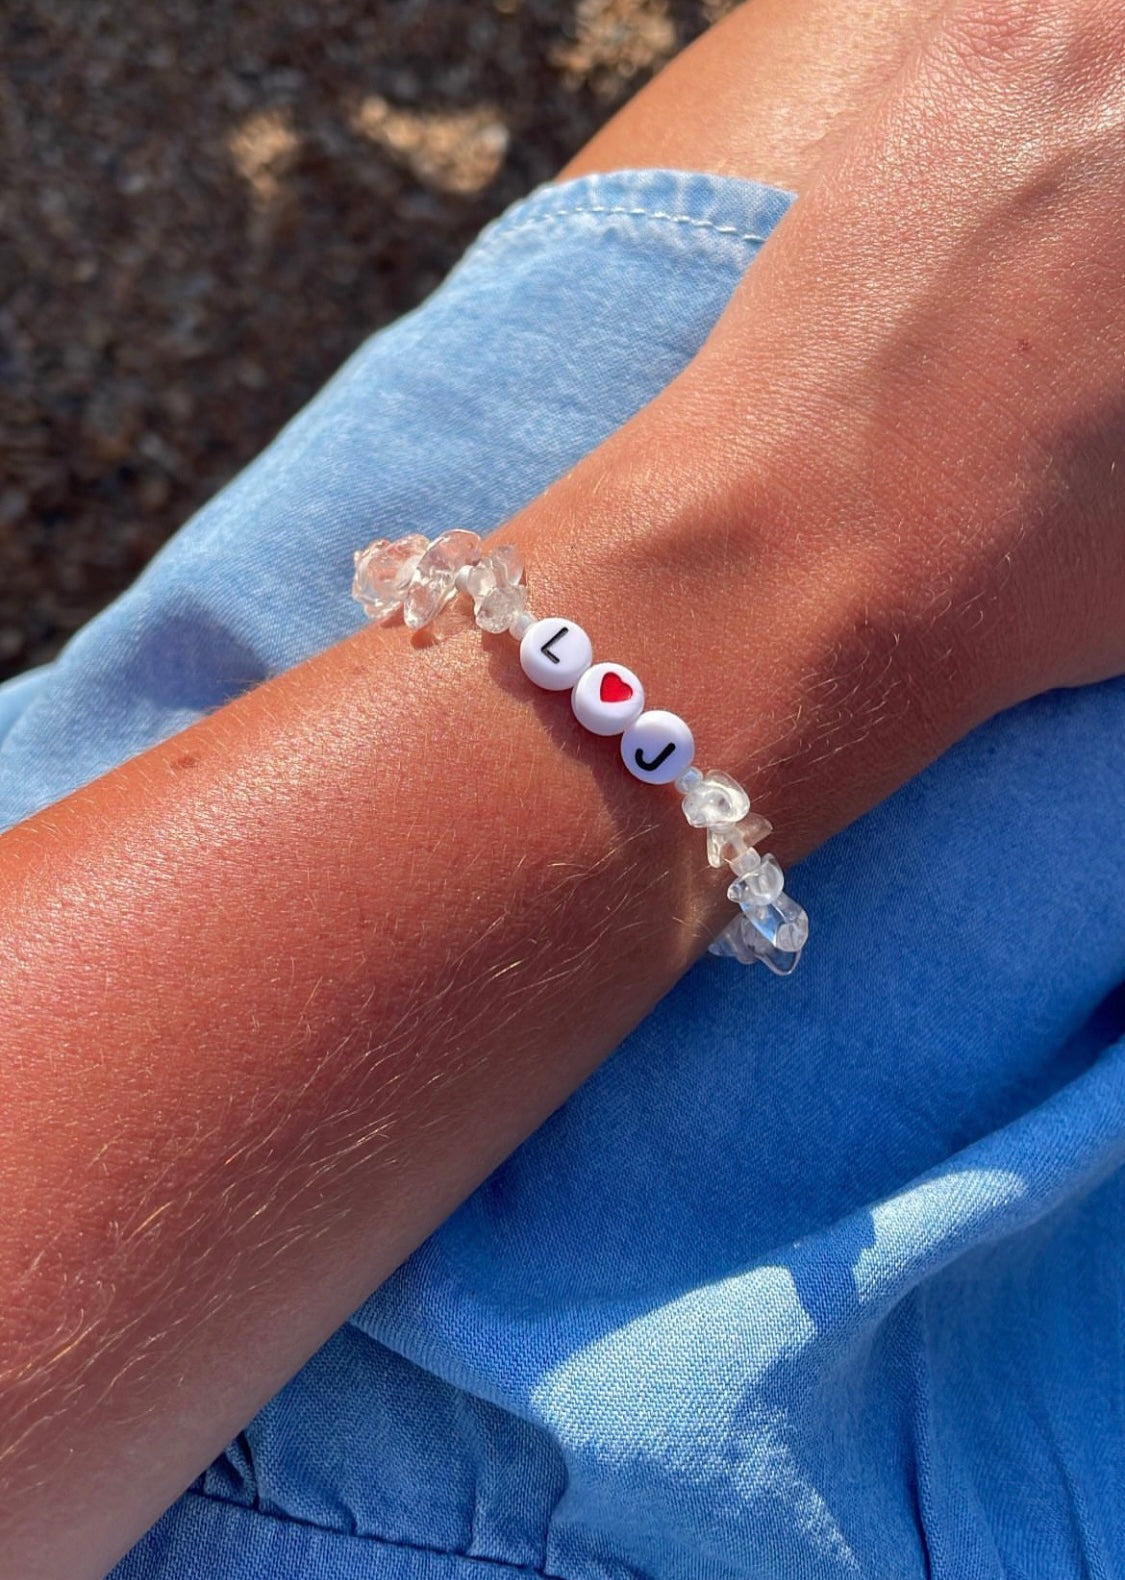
{"left": 456, "top": 562, "right": 494, "bottom": 601}
{"left": 489, "top": 543, "right": 524, "bottom": 588}
{"left": 475, "top": 583, "right": 528, "bottom": 634}
{"left": 706, "top": 814, "right": 773, "bottom": 869}
{"left": 681, "top": 770, "right": 751, "bottom": 829}
{"left": 728, "top": 853, "right": 784, "bottom": 908}
{"left": 456, "top": 543, "right": 525, "bottom": 602}
{"left": 741, "top": 890, "right": 810, "bottom": 954}
{"left": 762, "top": 948, "right": 802, "bottom": 976}
{"left": 455, "top": 541, "right": 529, "bottom": 634}
{"left": 747, "top": 933, "right": 804, "bottom": 976}
{"left": 351, "top": 533, "right": 428, "bottom": 623}
{"left": 708, "top": 913, "right": 803, "bottom": 975}
{"left": 403, "top": 529, "right": 481, "bottom": 630}
{"left": 707, "top": 918, "right": 749, "bottom": 962}
{"left": 729, "top": 850, "right": 762, "bottom": 877}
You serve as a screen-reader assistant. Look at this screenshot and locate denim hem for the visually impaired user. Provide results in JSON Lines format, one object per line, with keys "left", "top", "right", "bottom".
{"left": 460, "top": 167, "right": 795, "bottom": 270}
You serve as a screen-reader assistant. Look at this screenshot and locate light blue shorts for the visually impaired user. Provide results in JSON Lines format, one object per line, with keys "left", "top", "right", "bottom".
{"left": 5, "top": 170, "right": 1124, "bottom": 1579}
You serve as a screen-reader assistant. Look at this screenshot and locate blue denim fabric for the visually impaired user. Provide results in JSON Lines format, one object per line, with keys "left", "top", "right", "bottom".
{"left": 3, "top": 169, "right": 1123, "bottom": 1579}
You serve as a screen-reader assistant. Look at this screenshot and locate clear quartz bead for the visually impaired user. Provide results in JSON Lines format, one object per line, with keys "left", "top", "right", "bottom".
{"left": 403, "top": 529, "right": 482, "bottom": 630}
{"left": 708, "top": 915, "right": 756, "bottom": 963}
{"left": 707, "top": 822, "right": 747, "bottom": 868}
{"left": 741, "top": 890, "right": 809, "bottom": 953}
{"left": 460, "top": 560, "right": 497, "bottom": 600}
{"left": 710, "top": 908, "right": 805, "bottom": 972}
{"left": 711, "top": 895, "right": 807, "bottom": 974}
{"left": 681, "top": 770, "right": 751, "bottom": 829}
{"left": 675, "top": 765, "right": 703, "bottom": 794}
{"left": 735, "top": 912, "right": 799, "bottom": 972}
{"left": 729, "top": 848, "right": 762, "bottom": 877}
{"left": 421, "top": 529, "right": 482, "bottom": 574}
{"left": 404, "top": 568, "right": 455, "bottom": 629}
{"left": 728, "top": 853, "right": 784, "bottom": 907}
{"left": 509, "top": 608, "right": 535, "bottom": 639}
{"left": 351, "top": 534, "right": 428, "bottom": 622}
{"left": 458, "top": 544, "right": 525, "bottom": 622}
{"left": 773, "top": 892, "right": 809, "bottom": 953}
{"left": 490, "top": 543, "right": 524, "bottom": 586}
{"left": 740, "top": 812, "right": 773, "bottom": 846}
{"left": 475, "top": 583, "right": 527, "bottom": 634}
{"left": 706, "top": 814, "right": 773, "bottom": 868}
{"left": 750, "top": 936, "right": 803, "bottom": 975}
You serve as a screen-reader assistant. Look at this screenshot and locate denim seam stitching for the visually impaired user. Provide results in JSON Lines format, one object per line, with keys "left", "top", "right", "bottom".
{"left": 474, "top": 202, "right": 771, "bottom": 255}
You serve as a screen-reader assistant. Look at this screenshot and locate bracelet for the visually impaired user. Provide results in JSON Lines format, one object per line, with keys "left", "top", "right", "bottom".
{"left": 352, "top": 529, "right": 809, "bottom": 975}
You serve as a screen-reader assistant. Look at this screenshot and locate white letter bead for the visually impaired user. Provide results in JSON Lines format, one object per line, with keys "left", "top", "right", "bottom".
{"left": 621, "top": 709, "right": 695, "bottom": 785}
{"left": 571, "top": 662, "right": 645, "bottom": 736}
{"left": 520, "top": 618, "right": 593, "bottom": 691}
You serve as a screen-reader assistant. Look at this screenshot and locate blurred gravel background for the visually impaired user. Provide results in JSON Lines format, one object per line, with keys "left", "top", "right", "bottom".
{"left": 0, "top": 0, "right": 732, "bottom": 682}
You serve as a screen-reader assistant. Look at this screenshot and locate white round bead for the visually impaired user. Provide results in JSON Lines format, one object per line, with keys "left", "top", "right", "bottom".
{"left": 621, "top": 709, "right": 695, "bottom": 785}
{"left": 570, "top": 661, "right": 645, "bottom": 736}
{"left": 520, "top": 618, "right": 593, "bottom": 691}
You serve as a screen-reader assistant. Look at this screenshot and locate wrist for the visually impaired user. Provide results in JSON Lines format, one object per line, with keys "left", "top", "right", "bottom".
{"left": 496, "top": 385, "right": 996, "bottom": 885}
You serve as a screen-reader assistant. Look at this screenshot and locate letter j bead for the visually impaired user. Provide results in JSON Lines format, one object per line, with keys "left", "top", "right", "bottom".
{"left": 621, "top": 710, "right": 695, "bottom": 785}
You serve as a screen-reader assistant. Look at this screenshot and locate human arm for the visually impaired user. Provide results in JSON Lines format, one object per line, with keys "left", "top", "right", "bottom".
{"left": 4, "top": 1, "right": 1125, "bottom": 1575}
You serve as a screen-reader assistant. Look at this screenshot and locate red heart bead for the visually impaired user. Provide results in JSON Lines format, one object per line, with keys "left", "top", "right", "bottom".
{"left": 600, "top": 670, "right": 634, "bottom": 705}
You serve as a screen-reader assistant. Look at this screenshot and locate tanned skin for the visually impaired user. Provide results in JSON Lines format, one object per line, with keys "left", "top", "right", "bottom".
{"left": 2, "top": 1, "right": 1124, "bottom": 1573}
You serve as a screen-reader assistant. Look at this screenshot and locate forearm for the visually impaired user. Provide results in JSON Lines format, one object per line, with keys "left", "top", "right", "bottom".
{"left": 0, "top": 367, "right": 985, "bottom": 1576}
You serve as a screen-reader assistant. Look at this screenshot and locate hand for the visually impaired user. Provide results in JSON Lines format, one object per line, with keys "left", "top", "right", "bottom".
{"left": 538, "top": 0, "right": 1125, "bottom": 853}
{"left": 726, "top": 0, "right": 1125, "bottom": 706}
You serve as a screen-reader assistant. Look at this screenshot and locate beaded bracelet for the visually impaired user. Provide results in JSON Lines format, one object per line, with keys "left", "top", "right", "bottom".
{"left": 352, "top": 529, "right": 809, "bottom": 975}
